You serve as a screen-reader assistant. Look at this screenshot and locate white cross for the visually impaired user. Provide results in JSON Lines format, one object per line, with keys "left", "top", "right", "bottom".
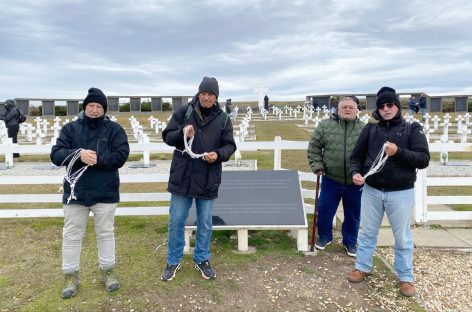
{"left": 253, "top": 85, "right": 268, "bottom": 111}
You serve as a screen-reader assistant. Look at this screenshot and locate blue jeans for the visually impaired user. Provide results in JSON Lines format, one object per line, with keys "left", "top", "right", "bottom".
{"left": 317, "top": 176, "right": 362, "bottom": 247}
{"left": 420, "top": 107, "right": 427, "bottom": 120}
{"left": 355, "top": 184, "right": 415, "bottom": 282}
{"left": 167, "top": 193, "right": 214, "bottom": 265}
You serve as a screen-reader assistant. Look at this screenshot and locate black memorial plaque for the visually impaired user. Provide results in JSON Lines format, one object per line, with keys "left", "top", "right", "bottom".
{"left": 186, "top": 170, "right": 306, "bottom": 227}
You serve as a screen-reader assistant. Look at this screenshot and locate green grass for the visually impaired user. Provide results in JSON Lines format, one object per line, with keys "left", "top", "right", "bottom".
{"left": 0, "top": 217, "right": 424, "bottom": 311}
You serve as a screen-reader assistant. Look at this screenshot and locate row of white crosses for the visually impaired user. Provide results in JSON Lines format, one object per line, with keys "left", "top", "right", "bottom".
{"left": 235, "top": 107, "right": 253, "bottom": 142}
{"left": 129, "top": 116, "right": 150, "bottom": 144}
{"left": 148, "top": 116, "right": 167, "bottom": 135}
{"left": 0, "top": 120, "right": 8, "bottom": 142}
{"left": 455, "top": 113, "right": 471, "bottom": 143}
{"left": 230, "top": 106, "right": 239, "bottom": 120}
{"left": 0, "top": 120, "right": 14, "bottom": 168}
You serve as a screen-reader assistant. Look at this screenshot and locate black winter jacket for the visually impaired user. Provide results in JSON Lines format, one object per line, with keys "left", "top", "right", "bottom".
{"left": 0, "top": 106, "right": 20, "bottom": 127}
{"left": 163, "top": 99, "right": 236, "bottom": 199}
{"left": 350, "top": 116, "right": 430, "bottom": 191}
{"left": 419, "top": 96, "right": 427, "bottom": 109}
{"left": 50, "top": 112, "right": 130, "bottom": 206}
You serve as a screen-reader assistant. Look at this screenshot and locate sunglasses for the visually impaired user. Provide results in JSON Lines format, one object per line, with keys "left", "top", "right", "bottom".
{"left": 378, "top": 103, "right": 395, "bottom": 110}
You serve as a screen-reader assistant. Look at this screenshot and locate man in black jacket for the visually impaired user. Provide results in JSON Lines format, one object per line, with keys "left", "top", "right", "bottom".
{"left": 0, "top": 99, "right": 21, "bottom": 157}
{"left": 346, "top": 86, "right": 430, "bottom": 297}
{"left": 50, "top": 88, "right": 130, "bottom": 299}
{"left": 161, "top": 77, "right": 236, "bottom": 281}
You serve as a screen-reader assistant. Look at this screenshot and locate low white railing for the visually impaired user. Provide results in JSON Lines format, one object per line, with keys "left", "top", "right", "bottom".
{"left": 1, "top": 138, "right": 471, "bottom": 223}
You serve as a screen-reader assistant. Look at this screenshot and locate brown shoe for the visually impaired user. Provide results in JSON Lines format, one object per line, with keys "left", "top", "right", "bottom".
{"left": 399, "top": 282, "right": 415, "bottom": 297}
{"left": 347, "top": 269, "right": 370, "bottom": 283}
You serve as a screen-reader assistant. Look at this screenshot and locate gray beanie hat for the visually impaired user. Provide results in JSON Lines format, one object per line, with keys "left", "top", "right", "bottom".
{"left": 198, "top": 77, "right": 219, "bottom": 98}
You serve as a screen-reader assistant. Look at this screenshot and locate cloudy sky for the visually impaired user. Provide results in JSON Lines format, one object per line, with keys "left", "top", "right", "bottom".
{"left": 1, "top": 0, "right": 472, "bottom": 101}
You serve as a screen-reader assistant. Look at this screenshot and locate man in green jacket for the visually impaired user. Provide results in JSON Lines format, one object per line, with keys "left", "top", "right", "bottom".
{"left": 307, "top": 96, "right": 365, "bottom": 256}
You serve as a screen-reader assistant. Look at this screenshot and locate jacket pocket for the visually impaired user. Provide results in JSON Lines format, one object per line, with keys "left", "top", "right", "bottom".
{"left": 205, "top": 163, "right": 222, "bottom": 193}
{"left": 168, "top": 153, "right": 188, "bottom": 186}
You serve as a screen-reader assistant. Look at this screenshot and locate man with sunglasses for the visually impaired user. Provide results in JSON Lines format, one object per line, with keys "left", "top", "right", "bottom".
{"left": 347, "top": 87, "right": 430, "bottom": 297}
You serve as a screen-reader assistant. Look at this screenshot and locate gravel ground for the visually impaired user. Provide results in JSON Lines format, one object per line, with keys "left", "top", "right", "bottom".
{"left": 377, "top": 248, "right": 472, "bottom": 312}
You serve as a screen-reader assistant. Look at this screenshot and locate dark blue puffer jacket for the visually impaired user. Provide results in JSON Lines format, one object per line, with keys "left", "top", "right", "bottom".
{"left": 162, "top": 98, "right": 236, "bottom": 199}
{"left": 50, "top": 112, "right": 130, "bottom": 206}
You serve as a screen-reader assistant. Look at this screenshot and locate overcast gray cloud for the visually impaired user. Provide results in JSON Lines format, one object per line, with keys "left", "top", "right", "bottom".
{"left": 1, "top": 0, "right": 472, "bottom": 100}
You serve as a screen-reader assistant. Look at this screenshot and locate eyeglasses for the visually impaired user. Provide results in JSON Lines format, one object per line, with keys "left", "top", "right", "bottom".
{"left": 378, "top": 103, "right": 395, "bottom": 110}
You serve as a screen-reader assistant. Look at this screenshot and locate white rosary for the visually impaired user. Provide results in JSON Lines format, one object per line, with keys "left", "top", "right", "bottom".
{"left": 60, "top": 148, "right": 90, "bottom": 204}
{"left": 362, "top": 143, "right": 389, "bottom": 179}
{"left": 182, "top": 126, "right": 207, "bottom": 159}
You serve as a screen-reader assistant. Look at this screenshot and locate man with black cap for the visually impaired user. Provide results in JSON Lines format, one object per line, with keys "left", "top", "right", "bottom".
{"left": 346, "top": 86, "right": 430, "bottom": 297}
{"left": 51, "top": 87, "right": 130, "bottom": 299}
{"left": 0, "top": 99, "right": 22, "bottom": 157}
{"left": 161, "top": 77, "right": 236, "bottom": 281}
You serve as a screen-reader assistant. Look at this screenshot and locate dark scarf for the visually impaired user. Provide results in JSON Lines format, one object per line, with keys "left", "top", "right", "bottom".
{"left": 84, "top": 114, "right": 106, "bottom": 129}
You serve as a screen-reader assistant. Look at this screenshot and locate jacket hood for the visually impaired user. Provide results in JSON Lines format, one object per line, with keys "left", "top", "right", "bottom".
{"left": 4, "top": 99, "right": 15, "bottom": 108}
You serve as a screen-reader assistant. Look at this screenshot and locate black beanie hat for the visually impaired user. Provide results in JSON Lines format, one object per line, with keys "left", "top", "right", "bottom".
{"left": 83, "top": 87, "right": 108, "bottom": 112}
{"left": 376, "top": 86, "right": 400, "bottom": 109}
{"left": 198, "top": 77, "right": 219, "bottom": 98}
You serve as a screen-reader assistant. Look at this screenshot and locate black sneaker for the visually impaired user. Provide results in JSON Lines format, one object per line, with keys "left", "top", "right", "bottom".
{"left": 195, "top": 261, "right": 216, "bottom": 280}
{"left": 314, "top": 238, "right": 332, "bottom": 250}
{"left": 344, "top": 245, "right": 357, "bottom": 257}
{"left": 161, "top": 262, "right": 181, "bottom": 281}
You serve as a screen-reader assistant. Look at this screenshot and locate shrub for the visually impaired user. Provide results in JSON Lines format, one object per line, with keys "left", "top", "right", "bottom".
{"left": 141, "top": 101, "right": 151, "bottom": 112}
{"left": 54, "top": 106, "right": 67, "bottom": 116}
{"left": 162, "top": 102, "right": 172, "bottom": 111}
{"left": 120, "top": 102, "right": 130, "bottom": 112}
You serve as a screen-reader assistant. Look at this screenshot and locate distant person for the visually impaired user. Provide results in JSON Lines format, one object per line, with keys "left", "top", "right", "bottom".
{"left": 408, "top": 95, "right": 418, "bottom": 117}
{"left": 264, "top": 94, "right": 269, "bottom": 111}
{"left": 307, "top": 96, "right": 365, "bottom": 257}
{"left": 419, "top": 93, "right": 427, "bottom": 121}
{"left": 0, "top": 99, "right": 22, "bottom": 157}
{"left": 347, "top": 86, "right": 430, "bottom": 297}
{"left": 225, "top": 98, "right": 232, "bottom": 114}
{"left": 161, "top": 77, "right": 236, "bottom": 281}
{"left": 350, "top": 95, "right": 361, "bottom": 111}
{"left": 50, "top": 87, "right": 130, "bottom": 299}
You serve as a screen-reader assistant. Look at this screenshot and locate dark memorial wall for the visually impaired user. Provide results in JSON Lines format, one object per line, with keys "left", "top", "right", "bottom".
{"left": 455, "top": 96, "right": 468, "bottom": 112}
{"left": 42, "top": 101, "right": 55, "bottom": 116}
{"left": 186, "top": 170, "right": 306, "bottom": 227}
{"left": 67, "top": 101, "right": 79, "bottom": 116}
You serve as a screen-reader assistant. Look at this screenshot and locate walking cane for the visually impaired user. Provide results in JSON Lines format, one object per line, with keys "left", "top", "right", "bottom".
{"left": 309, "top": 174, "right": 321, "bottom": 252}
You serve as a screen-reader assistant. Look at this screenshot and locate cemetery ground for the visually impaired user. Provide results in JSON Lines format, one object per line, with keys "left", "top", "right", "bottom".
{"left": 1, "top": 111, "right": 472, "bottom": 311}
{"left": 1, "top": 217, "right": 425, "bottom": 312}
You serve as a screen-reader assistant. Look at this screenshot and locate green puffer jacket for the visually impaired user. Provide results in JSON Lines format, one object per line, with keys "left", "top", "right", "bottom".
{"left": 307, "top": 114, "right": 365, "bottom": 185}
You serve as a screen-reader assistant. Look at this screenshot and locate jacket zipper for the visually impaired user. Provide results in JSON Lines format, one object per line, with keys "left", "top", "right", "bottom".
{"left": 343, "top": 121, "right": 348, "bottom": 185}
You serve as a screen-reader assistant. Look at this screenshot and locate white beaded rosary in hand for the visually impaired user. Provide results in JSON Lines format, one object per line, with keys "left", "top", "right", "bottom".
{"left": 60, "top": 148, "right": 90, "bottom": 204}
{"left": 183, "top": 126, "right": 207, "bottom": 159}
{"left": 362, "top": 143, "right": 389, "bottom": 179}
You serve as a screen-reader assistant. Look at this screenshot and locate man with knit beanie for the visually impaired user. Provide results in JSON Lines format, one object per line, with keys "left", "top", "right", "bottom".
{"left": 346, "top": 86, "right": 430, "bottom": 297}
{"left": 161, "top": 77, "right": 236, "bottom": 281}
{"left": 51, "top": 87, "right": 130, "bottom": 298}
{"left": 0, "top": 99, "right": 22, "bottom": 157}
